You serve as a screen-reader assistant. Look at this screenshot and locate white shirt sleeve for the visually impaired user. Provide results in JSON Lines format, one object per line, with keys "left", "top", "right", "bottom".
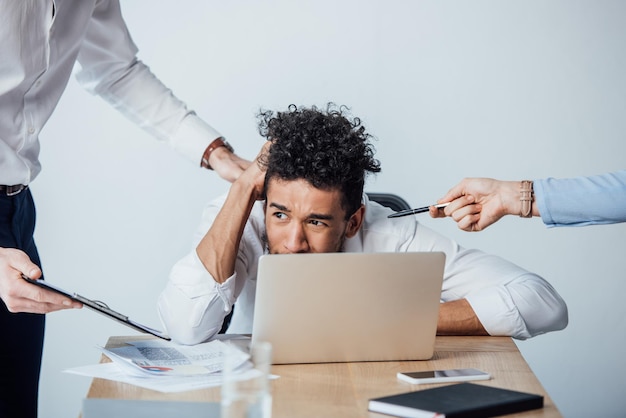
{"left": 74, "top": 0, "right": 221, "bottom": 164}
{"left": 157, "top": 196, "right": 265, "bottom": 344}
{"left": 158, "top": 250, "right": 237, "bottom": 345}
{"left": 410, "top": 223, "right": 568, "bottom": 339}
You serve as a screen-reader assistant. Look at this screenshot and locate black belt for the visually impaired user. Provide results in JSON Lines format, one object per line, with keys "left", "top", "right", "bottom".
{"left": 0, "top": 184, "right": 28, "bottom": 196}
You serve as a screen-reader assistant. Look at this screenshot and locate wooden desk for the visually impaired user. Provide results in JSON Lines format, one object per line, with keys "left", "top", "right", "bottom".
{"left": 85, "top": 336, "right": 561, "bottom": 417}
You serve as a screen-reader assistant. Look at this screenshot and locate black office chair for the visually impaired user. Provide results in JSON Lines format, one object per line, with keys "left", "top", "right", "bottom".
{"left": 219, "top": 306, "right": 233, "bottom": 334}
{"left": 366, "top": 192, "right": 411, "bottom": 212}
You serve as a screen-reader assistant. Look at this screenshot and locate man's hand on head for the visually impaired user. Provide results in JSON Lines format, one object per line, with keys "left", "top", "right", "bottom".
{"left": 235, "top": 141, "right": 272, "bottom": 201}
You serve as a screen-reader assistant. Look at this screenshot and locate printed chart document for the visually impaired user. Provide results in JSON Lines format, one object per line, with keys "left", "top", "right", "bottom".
{"left": 66, "top": 338, "right": 255, "bottom": 393}
{"left": 101, "top": 339, "right": 249, "bottom": 376}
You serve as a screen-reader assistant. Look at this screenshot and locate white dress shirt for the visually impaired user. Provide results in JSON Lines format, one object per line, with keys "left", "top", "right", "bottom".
{"left": 158, "top": 194, "right": 569, "bottom": 344}
{"left": 0, "top": 0, "right": 221, "bottom": 186}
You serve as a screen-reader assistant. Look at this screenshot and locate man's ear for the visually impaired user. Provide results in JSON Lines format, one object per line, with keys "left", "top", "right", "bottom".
{"left": 345, "top": 204, "right": 365, "bottom": 238}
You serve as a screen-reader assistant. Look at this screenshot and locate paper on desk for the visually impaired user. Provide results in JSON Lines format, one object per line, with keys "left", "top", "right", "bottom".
{"left": 99, "top": 339, "right": 250, "bottom": 376}
{"left": 65, "top": 362, "right": 259, "bottom": 393}
{"left": 64, "top": 338, "right": 258, "bottom": 393}
{"left": 66, "top": 361, "right": 278, "bottom": 393}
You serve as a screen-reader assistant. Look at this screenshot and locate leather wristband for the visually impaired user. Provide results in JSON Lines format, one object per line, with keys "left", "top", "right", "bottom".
{"left": 201, "top": 137, "right": 234, "bottom": 170}
{"left": 520, "top": 180, "right": 533, "bottom": 218}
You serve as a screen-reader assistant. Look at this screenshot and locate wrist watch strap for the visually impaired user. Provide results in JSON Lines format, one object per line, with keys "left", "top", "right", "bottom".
{"left": 201, "top": 137, "right": 234, "bottom": 170}
{"left": 519, "top": 180, "right": 533, "bottom": 218}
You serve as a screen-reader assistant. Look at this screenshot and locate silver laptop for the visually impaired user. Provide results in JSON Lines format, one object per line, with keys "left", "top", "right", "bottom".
{"left": 251, "top": 252, "right": 445, "bottom": 364}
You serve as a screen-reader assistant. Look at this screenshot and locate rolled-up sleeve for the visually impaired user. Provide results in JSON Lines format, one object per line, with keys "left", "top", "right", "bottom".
{"left": 158, "top": 250, "right": 236, "bottom": 345}
{"left": 464, "top": 272, "right": 568, "bottom": 339}
{"left": 412, "top": 223, "right": 568, "bottom": 339}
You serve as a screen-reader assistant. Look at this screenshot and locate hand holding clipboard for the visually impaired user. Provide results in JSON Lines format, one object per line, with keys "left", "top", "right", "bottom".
{"left": 22, "top": 275, "right": 170, "bottom": 340}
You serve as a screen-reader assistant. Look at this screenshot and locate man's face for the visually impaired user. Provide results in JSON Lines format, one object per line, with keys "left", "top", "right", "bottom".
{"left": 264, "top": 178, "right": 362, "bottom": 254}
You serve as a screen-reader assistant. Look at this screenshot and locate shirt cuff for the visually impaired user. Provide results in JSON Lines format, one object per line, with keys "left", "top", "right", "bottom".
{"left": 171, "top": 114, "right": 223, "bottom": 165}
{"left": 533, "top": 179, "right": 556, "bottom": 227}
{"left": 215, "top": 272, "right": 237, "bottom": 311}
{"left": 465, "top": 287, "right": 530, "bottom": 339}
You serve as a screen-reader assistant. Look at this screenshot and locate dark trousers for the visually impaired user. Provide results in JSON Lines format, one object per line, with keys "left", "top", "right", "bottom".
{"left": 0, "top": 189, "right": 45, "bottom": 418}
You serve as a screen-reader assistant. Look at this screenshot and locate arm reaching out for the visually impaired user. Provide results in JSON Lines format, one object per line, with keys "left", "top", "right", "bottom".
{"left": 207, "top": 146, "right": 252, "bottom": 183}
{"left": 430, "top": 178, "right": 538, "bottom": 231}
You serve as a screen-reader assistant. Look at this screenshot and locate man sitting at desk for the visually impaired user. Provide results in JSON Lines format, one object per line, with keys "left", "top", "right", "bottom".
{"left": 158, "top": 104, "right": 568, "bottom": 344}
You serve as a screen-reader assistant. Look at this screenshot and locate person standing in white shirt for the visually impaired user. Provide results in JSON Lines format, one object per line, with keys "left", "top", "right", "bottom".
{"left": 0, "top": 1, "right": 249, "bottom": 416}
{"left": 157, "top": 104, "right": 568, "bottom": 346}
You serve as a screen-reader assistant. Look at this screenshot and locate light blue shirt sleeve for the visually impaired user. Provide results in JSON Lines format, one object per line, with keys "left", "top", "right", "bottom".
{"left": 534, "top": 170, "right": 626, "bottom": 227}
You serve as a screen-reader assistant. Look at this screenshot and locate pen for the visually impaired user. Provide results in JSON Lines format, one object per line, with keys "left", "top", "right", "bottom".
{"left": 387, "top": 202, "right": 450, "bottom": 218}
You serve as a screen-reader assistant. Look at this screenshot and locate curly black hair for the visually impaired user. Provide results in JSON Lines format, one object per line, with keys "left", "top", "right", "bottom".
{"left": 258, "top": 104, "right": 381, "bottom": 218}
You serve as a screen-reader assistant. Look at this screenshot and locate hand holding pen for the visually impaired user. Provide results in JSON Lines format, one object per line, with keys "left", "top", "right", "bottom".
{"left": 429, "top": 178, "right": 534, "bottom": 231}
{"left": 389, "top": 178, "right": 508, "bottom": 231}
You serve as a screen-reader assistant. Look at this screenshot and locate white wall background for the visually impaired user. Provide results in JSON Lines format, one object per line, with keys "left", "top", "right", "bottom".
{"left": 32, "top": 1, "right": 625, "bottom": 417}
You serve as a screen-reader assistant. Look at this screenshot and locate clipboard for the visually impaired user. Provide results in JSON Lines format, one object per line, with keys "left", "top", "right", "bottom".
{"left": 22, "top": 275, "right": 170, "bottom": 341}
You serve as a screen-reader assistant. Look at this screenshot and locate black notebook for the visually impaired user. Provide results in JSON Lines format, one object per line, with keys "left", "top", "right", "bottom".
{"left": 368, "top": 383, "right": 543, "bottom": 418}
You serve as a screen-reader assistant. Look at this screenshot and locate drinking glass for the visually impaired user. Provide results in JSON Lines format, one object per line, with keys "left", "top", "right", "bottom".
{"left": 221, "top": 341, "right": 272, "bottom": 418}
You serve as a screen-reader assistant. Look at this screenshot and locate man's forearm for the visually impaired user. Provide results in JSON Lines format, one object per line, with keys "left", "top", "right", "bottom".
{"left": 437, "top": 299, "right": 489, "bottom": 336}
{"left": 196, "top": 180, "right": 258, "bottom": 283}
